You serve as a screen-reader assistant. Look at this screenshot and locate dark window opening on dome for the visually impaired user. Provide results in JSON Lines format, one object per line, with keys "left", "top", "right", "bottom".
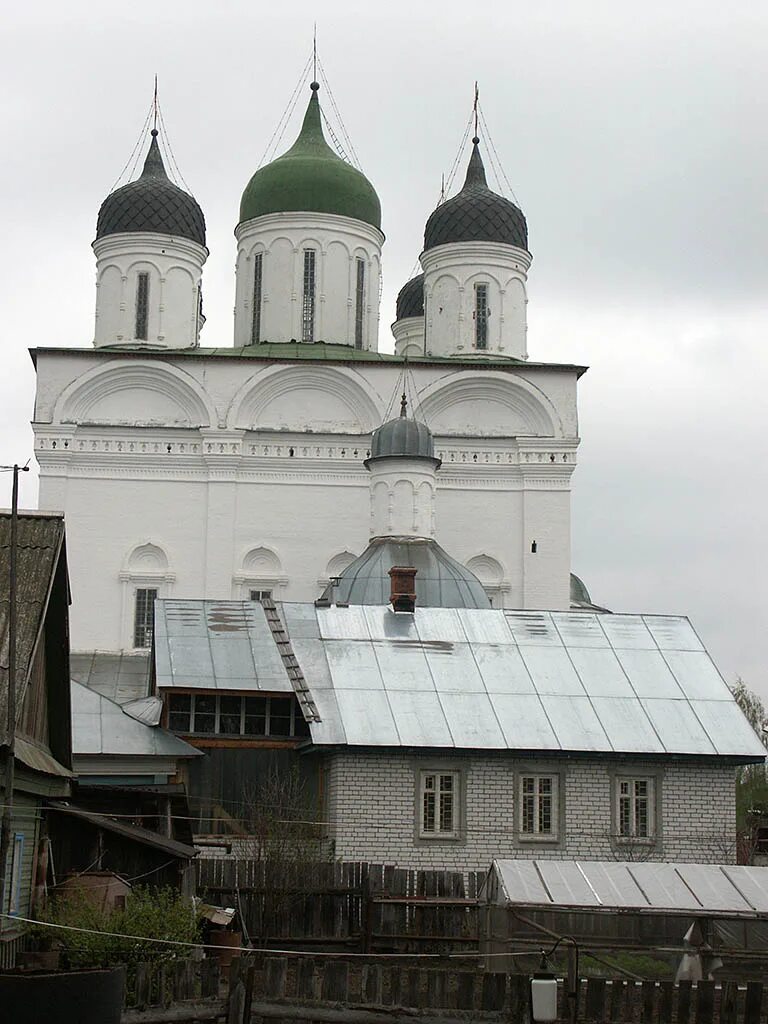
{"left": 354, "top": 258, "right": 365, "bottom": 349}
{"left": 251, "top": 252, "right": 263, "bottom": 344}
{"left": 475, "top": 283, "right": 489, "bottom": 350}
{"left": 133, "top": 586, "right": 157, "bottom": 648}
{"left": 135, "top": 272, "right": 149, "bottom": 340}
{"left": 302, "top": 249, "right": 316, "bottom": 342}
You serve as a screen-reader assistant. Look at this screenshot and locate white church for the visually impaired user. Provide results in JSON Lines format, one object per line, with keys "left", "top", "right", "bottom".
{"left": 33, "top": 81, "right": 588, "bottom": 654}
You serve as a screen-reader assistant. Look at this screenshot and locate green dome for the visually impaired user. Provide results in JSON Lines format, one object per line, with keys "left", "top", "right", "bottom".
{"left": 239, "top": 84, "right": 382, "bottom": 231}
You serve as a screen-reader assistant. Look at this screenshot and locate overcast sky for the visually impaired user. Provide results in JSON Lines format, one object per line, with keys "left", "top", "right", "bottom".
{"left": 1, "top": 1, "right": 766, "bottom": 696}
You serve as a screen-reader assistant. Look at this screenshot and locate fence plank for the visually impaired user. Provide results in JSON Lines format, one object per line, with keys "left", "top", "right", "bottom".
{"left": 743, "top": 982, "right": 763, "bottom": 1024}
{"left": 265, "top": 957, "right": 288, "bottom": 999}
{"left": 456, "top": 972, "right": 475, "bottom": 1011}
{"left": 678, "top": 981, "right": 693, "bottom": 1024}
{"left": 427, "top": 970, "right": 447, "bottom": 1009}
{"left": 696, "top": 981, "right": 715, "bottom": 1024}
{"left": 659, "top": 981, "right": 674, "bottom": 1024}
{"left": 362, "top": 965, "right": 382, "bottom": 1005}
{"left": 719, "top": 981, "right": 738, "bottom": 1024}
{"left": 608, "top": 979, "right": 626, "bottom": 1022}
{"left": 481, "top": 972, "right": 507, "bottom": 1012}
{"left": 200, "top": 958, "right": 220, "bottom": 999}
{"left": 297, "top": 958, "right": 316, "bottom": 1000}
{"left": 321, "top": 962, "right": 349, "bottom": 1003}
{"left": 585, "top": 978, "right": 606, "bottom": 1021}
{"left": 134, "top": 964, "right": 151, "bottom": 1011}
{"left": 642, "top": 980, "right": 656, "bottom": 1023}
{"left": 509, "top": 974, "right": 530, "bottom": 1024}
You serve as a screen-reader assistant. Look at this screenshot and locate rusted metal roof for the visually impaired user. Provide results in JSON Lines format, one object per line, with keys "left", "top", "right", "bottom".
{"left": 15, "top": 735, "right": 74, "bottom": 778}
{"left": 49, "top": 804, "right": 198, "bottom": 860}
{"left": 0, "top": 512, "right": 65, "bottom": 731}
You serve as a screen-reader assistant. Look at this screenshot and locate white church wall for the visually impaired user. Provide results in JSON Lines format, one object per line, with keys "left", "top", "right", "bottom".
{"left": 34, "top": 349, "right": 580, "bottom": 651}
{"left": 93, "top": 233, "right": 207, "bottom": 350}
{"left": 421, "top": 241, "right": 532, "bottom": 359}
{"left": 234, "top": 213, "right": 384, "bottom": 348}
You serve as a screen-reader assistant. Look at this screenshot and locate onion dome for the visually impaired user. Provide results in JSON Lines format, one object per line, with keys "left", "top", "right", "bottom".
{"left": 366, "top": 395, "right": 439, "bottom": 465}
{"left": 326, "top": 537, "right": 491, "bottom": 608}
{"left": 239, "top": 82, "right": 381, "bottom": 230}
{"left": 423, "top": 138, "right": 527, "bottom": 253}
{"left": 395, "top": 273, "right": 424, "bottom": 320}
{"left": 96, "top": 130, "right": 206, "bottom": 246}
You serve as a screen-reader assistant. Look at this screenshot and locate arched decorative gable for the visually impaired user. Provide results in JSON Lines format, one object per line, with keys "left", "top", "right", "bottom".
{"left": 417, "top": 371, "right": 561, "bottom": 438}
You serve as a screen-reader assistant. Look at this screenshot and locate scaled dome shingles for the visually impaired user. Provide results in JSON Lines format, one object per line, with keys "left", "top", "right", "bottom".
{"left": 395, "top": 274, "right": 425, "bottom": 320}
{"left": 96, "top": 133, "right": 206, "bottom": 247}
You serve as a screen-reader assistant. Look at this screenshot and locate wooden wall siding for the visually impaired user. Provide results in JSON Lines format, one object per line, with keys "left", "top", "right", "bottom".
{"left": 118, "top": 957, "right": 768, "bottom": 1024}
{"left": 19, "top": 634, "right": 48, "bottom": 745}
{"left": 0, "top": 792, "right": 39, "bottom": 925}
{"left": 196, "top": 859, "right": 485, "bottom": 950}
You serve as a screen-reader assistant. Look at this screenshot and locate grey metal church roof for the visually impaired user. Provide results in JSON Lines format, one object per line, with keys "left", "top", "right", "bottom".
{"left": 96, "top": 131, "right": 206, "bottom": 246}
{"left": 325, "top": 538, "right": 491, "bottom": 609}
{"left": 424, "top": 140, "right": 528, "bottom": 253}
{"left": 367, "top": 405, "right": 438, "bottom": 464}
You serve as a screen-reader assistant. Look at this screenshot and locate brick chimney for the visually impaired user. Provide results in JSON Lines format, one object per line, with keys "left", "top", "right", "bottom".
{"left": 389, "top": 566, "right": 417, "bottom": 612}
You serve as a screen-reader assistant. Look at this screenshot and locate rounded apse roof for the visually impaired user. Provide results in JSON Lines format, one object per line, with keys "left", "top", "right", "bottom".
{"left": 395, "top": 273, "right": 425, "bottom": 321}
{"left": 96, "top": 131, "right": 206, "bottom": 247}
{"left": 326, "top": 537, "right": 492, "bottom": 609}
{"left": 239, "top": 83, "right": 381, "bottom": 231}
{"left": 423, "top": 138, "right": 527, "bottom": 253}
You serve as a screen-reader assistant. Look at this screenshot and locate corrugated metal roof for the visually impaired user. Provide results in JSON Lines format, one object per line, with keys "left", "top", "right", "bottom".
{"left": 154, "top": 600, "right": 293, "bottom": 692}
{"left": 488, "top": 859, "right": 768, "bottom": 918}
{"left": 0, "top": 512, "right": 65, "bottom": 729}
{"left": 285, "top": 606, "right": 766, "bottom": 759}
{"left": 71, "top": 681, "right": 200, "bottom": 759}
{"left": 71, "top": 651, "right": 150, "bottom": 705}
{"left": 15, "top": 735, "right": 74, "bottom": 778}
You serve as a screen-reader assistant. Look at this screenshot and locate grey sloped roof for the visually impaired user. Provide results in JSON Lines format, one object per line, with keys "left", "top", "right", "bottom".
{"left": 281, "top": 605, "right": 766, "bottom": 761}
{"left": 0, "top": 512, "right": 65, "bottom": 731}
{"left": 71, "top": 651, "right": 150, "bottom": 705}
{"left": 488, "top": 859, "right": 768, "bottom": 918}
{"left": 424, "top": 141, "right": 528, "bottom": 253}
{"left": 96, "top": 131, "right": 206, "bottom": 246}
{"left": 71, "top": 680, "right": 200, "bottom": 759}
{"left": 395, "top": 274, "right": 424, "bottom": 320}
{"left": 325, "top": 538, "right": 490, "bottom": 609}
{"left": 367, "top": 410, "right": 437, "bottom": 463}
{"left": 154, "top": 599, "right": 294, "bottom": 692}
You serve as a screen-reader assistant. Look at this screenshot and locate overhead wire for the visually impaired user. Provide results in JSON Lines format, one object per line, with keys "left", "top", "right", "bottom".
{"left": 316, "top": 58, "right": 362, "bottom": 170}
{"left": 257, "top": 54, "right": 314, "bottom": 169}
{"left": 107, "top": 101, "right": 154, "bottom": 194}
{"left": 477, "top": 103, "right": 520, "bottom": 205}
{"left": 156, "top": 103, "right": 193, "bottom": 195}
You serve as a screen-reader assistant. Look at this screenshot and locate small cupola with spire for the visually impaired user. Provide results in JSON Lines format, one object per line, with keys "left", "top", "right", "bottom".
{"left": 417, "top": 118, "right": 531, "bottom": 360}
{"left": 92, "top": 108, "right": 208, "bottom": 351}
{"left": 233, "top": 79, "right": 384, "bottom": 350}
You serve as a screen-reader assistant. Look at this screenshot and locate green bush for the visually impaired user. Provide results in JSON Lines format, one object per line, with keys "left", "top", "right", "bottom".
{"left": 39, "top": 885, "right": 201, "bottom": 970}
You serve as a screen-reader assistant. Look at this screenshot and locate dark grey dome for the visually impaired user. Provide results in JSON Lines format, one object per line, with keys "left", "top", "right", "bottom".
{"left": 324, "top": 537, "right": 491, "bottom": 609}
{"left": 424, "top": 139, "right": 527, "bottom": 253}
{"left": 96, "top": 131, "right": 206, "bottom": 246}
{"left": 395, "top": 274, "right": 424, "bottom": 320}
{"left": 366, "top": 399, "right": 438, "bottom": 464}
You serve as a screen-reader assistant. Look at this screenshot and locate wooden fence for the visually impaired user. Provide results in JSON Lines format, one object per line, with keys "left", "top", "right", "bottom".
{"left": 121, "top": 955, "right": 768, "bottom": 1024}
{"left": 196, "top": 859, "right": 485, "bottom": 952}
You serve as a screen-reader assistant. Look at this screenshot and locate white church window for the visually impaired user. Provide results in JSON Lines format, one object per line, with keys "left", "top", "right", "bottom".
{"left": 520, "top": 774, "right": 558, "bottom": 838}
{"left": 135, "top": 272, "right": 150, "bottom": 340}
{"left": 474, "top": 283, "right": 489, "bottom": 350}
{"left": 133, "top": 587, "right": 157, "bottom": 648}
{"left": 302, "top": 249, "right": 316, "bottom": 342}
{"left": 354, "top": 258, "right": 365, "bottom": 349}
{"left": 420, "top": 771, "right": 459, "bottom": 838}
{"left": 251, "top": 252, "right": 263, "bottom": 344}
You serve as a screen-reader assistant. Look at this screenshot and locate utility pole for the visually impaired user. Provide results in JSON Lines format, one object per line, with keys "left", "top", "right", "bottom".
{"left": 0, "top": 463, "right": 29, "bottom": 919}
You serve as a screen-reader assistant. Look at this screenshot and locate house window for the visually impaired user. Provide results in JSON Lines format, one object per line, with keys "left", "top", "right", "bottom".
{"left": 617, "top": 777, "right": 654, "bottom": 839}
{"left": 167, "top": 693, "right": 310, "bottom": 739}
{"left": 520, "top": 774, "right": 558, "bottom": 838}
{"left": 474, "top": 283, "right": 489, "bottom": 350}
{"left": 249, "top": 589, "right": 272, "bottom": 602}
{"left": 420, "top": 771, "right": 459, "bottom": 838}
{"left": 135, "top": 272, "right": 150, "bottom": 340}
{"left": 251, "top": 252, "right": 263, "bottom": 344}
{"left": 133, "top": 588, "right": 158, "bottom": 648}
{"left": 354, "top": 258, "right": 365, "bottom": 349}
{"left": 302, "top": 249, "right": 316, "bottom": 342}
{"left": 8, "top": 833, "right": 24, "bottom": 916}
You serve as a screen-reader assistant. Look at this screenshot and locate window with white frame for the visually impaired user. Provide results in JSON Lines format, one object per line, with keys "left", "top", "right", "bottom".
{"left": 616, "top": 776, "right": 655, "bottom": 839}
{"left": 167, "top": 693, "right": 310, "bottom": 738}
{"left": 520, "top": 774, "right": 558, "bottom": 839}
{"left": 474, "top": 283, "right": 489, "bottom": 349}
{"left": 251, "top": 252, "right": 263, "bottom": 344}
{"left": 354, "top": 258, "right": 365, "bottom": 349}
{"left": 249, "top": 589, "right": 272, "bottom": 602}
{"left": 133, "top": 587, "right": 158, "bottom": 648}
{"left": 420, "top": 771, "right": 459, "bottom": 838}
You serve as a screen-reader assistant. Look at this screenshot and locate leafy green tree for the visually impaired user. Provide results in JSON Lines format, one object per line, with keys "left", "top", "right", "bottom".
{"left": 730, "top": 679, "right": 768, "bottom": 839}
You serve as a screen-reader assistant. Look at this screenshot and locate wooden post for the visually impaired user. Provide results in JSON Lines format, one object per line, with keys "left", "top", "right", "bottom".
{"left": 743, "top": 982, "right": 763, "bottom": 1024}
{"left": 567, "top": 945, "right": 579, "bottom": 1024}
